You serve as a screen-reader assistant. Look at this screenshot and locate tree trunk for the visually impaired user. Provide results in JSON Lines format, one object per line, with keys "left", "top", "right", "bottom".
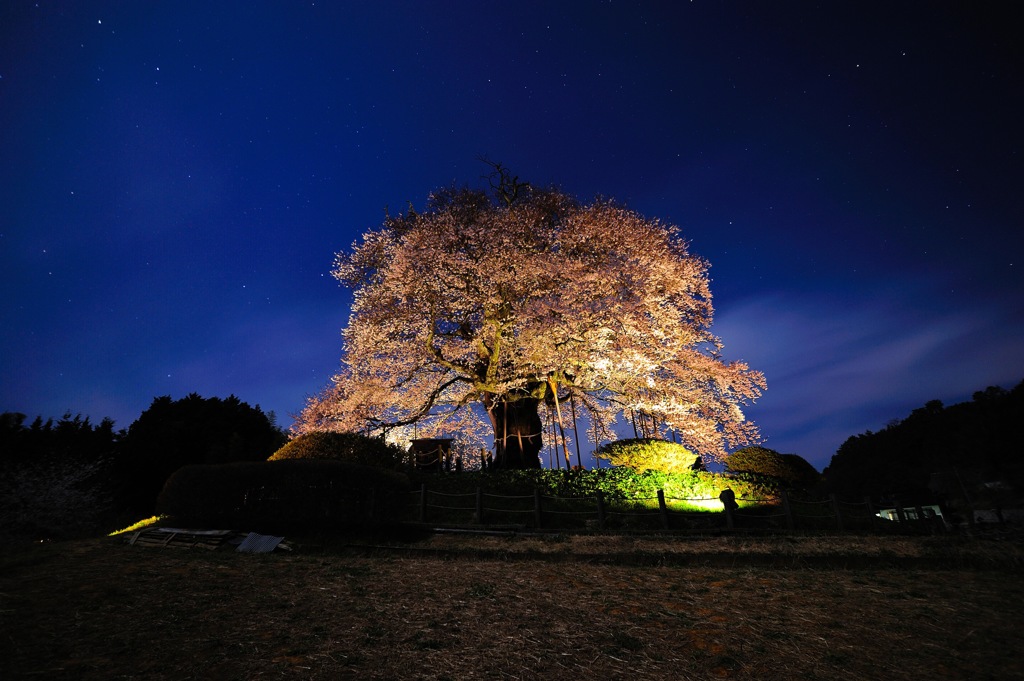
{"left": 485, "top": 393, "right": 543, "bottom": 469}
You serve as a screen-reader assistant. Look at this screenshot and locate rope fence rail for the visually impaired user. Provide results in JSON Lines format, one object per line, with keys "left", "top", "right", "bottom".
{"left": 407, "top": 484, "right": 950, "bottom": 534}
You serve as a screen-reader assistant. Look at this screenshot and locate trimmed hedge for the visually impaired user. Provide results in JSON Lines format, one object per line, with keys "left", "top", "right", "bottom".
{"left": 156, "top": 459, "right": 411, "bottom": 532}
{"left": 408, "top": 467, "right": 774, "bottom": 504}
{"left": 595, "top": 438, "right": 702, "bottom": 473}
{"left": 268, "top": 431, "right": 406, "bottom": 469}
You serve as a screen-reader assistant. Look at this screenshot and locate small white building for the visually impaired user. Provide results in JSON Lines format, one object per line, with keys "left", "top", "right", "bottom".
{"left": 876, "top": 504, "right": 944, "bottom": 523}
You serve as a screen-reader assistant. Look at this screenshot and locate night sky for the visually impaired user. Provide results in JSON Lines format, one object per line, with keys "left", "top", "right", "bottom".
{"left": 2, "top": 2, "right": 1021, "bottom": 471}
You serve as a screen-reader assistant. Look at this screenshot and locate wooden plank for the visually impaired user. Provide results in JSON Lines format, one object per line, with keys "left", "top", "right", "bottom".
{"left": 127, "top": 528, "right": 230, "bottom": 550}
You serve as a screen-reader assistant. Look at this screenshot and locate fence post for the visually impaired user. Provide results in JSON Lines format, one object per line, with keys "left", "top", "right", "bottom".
{"left": 830, "top": 494, "right": 844, "bottom": 532}
{"left": 475, "top": 487, "right": 484, "bottom": 524}
{"left": 780, "top": 489, "right": 795, "bottom": 530}
{"left": 534, "top": 488, "right": 544, "bottom": 529}
{"left": 595, "top": 490, "right": 607, "bottom": 530}
{"left": 419, "top": 483, "right": 427, "bottom": 523}
{"left": 721, "top": 492, "right": 736, "bottom": 530}
{"left": 864, "top": 496, "right": 876, "bottom": 521}
{"left": 894, "top": 499, "right": 907, "bottom": 523}
{"left": 657, "top": 489, "right": 670, "bottom": 530}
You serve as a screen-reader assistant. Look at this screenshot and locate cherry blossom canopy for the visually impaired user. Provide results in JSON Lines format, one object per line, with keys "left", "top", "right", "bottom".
{"left": 298, "top": 174, "right": 765, "bottom": 467}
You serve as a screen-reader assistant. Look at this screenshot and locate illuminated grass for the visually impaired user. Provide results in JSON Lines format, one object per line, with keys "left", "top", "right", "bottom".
{"left": 108, "top": 515, "right": 165, "bottom": 536}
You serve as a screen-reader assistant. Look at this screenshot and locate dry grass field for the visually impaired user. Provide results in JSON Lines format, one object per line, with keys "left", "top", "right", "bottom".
{"left": 2, "top": 531, "right": 1022, "bottom": 680}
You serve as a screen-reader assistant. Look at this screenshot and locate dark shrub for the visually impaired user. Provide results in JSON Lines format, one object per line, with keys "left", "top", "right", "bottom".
{"left": 156, "top": 459, "right": 412, "bottom": 532}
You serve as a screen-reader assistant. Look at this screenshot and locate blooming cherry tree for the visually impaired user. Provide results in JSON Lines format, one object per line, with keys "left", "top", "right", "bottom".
{"left": 298, "top": 168, "right": 765, "bottom": 469}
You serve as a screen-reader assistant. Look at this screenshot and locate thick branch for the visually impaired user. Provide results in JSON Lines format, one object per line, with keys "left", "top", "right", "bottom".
{"left": 367, "top": 375, "right": 469, "bottom": 430}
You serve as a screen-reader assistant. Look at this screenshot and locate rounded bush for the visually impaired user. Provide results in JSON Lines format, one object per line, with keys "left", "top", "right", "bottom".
{"left": 726, "top": 446, "right": 821, "bottom": 492}
{"left": 595, "top": 438, "right": 702, "bottom": 473}
{"left": 726, "top": 446, "right": 789, "bottom": 477}
{"left": 269, "top": 431, "right": 406, "bottom": 469}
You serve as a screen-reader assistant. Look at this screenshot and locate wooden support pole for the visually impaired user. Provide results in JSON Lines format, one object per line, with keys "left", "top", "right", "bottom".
{"left": 549, "top": 377, "right": 572, "bottom": 470}
{"left": 551, "top": 411, "right": 560, "bottom": 469}
{"left": 569, "top": 393, "right": 583, "bottom": 469}
{"left": 419, "top": 483, "right": 427, "bottom": 523}
{"left": 595, "top": 490, "right": 607, "bottom": 531}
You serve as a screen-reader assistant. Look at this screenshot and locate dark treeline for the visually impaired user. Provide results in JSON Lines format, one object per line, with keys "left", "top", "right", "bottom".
{"left": 116, "top": 394, "right": 287, "bottom": 516}
{"left": 824, "top": 380, "right": 1024, "bottom": 513}
{"left": 1, "top": 394, "right": 286, "bottom": 539}
{"left": 1, "top": 412, "right": 119, "bottom": 466}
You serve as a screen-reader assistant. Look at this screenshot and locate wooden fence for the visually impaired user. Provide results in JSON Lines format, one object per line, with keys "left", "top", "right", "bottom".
{"left": 411, "top": 485, "right": 948, "bottom": 533}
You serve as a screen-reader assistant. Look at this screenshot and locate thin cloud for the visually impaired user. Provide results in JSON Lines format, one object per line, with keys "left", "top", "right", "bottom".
{"left": 714, "top": 287, "right": 1024, "bottom": 468}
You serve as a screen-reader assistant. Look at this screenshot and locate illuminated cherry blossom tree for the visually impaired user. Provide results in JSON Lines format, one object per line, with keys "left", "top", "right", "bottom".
{"left": 297, "top": 166, "right": 765, "bottom": 469}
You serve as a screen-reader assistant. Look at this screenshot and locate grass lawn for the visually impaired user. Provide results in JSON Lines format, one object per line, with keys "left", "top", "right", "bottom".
{"left": 2, "top": 531, "right": 1022, "bottom": 680}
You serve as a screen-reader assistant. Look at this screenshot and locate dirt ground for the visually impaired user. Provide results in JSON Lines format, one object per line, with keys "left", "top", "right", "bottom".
{"left": 2, "top": 532, "right": 1022, "bottom": 680}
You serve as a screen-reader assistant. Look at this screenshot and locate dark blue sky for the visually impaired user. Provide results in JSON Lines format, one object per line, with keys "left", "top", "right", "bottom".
{"left": 2, "top": 2, "right": 1021, "bottom": 470}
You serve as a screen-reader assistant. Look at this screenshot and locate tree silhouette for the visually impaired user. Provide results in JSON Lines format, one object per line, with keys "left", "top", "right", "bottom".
{"left": 116, "top": 394, "right": 286, "bottom": 515}
{"left": 824, "top": 380, "right": 1024, "bottom": 501}
{"left": 298, "top": 167, "right": 765, "bottom": 469}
